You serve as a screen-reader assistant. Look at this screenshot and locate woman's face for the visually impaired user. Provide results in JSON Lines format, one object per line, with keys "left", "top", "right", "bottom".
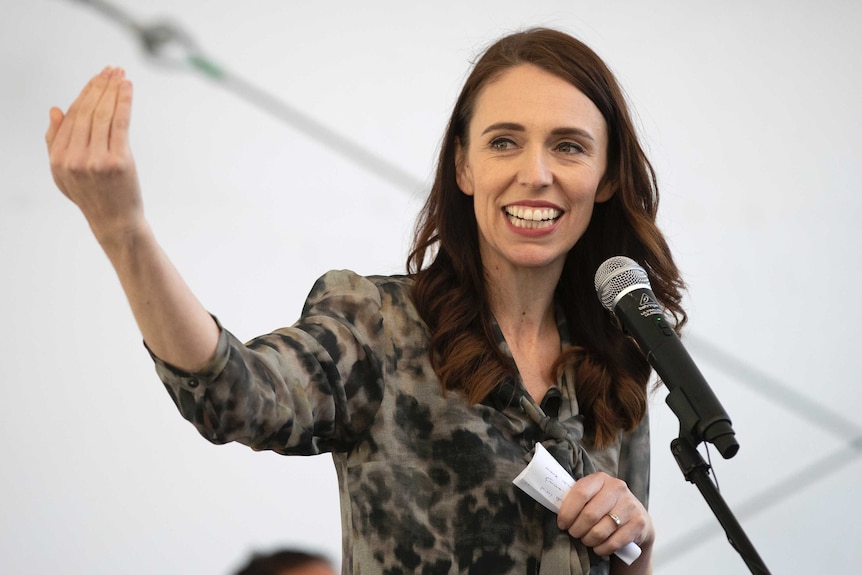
{"left": 456, "top": 64, "right": 611, "bottom": 278}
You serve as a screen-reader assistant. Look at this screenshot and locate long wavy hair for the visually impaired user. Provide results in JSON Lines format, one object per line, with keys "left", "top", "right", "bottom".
{"left": 407, "top": 28, "right": 686, "bottom": 447}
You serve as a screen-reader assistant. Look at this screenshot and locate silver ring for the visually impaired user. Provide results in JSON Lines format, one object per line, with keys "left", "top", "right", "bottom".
{"left": 608, "top": 512, "right": 622, "bottom": 528}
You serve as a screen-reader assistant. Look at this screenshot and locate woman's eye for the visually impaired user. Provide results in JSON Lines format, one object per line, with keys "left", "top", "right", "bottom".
{"left": 556, "top": 141, "right": 585, "bottom": 154}
{"left": 489, "top": 138, "right": 516, "bottom": 151}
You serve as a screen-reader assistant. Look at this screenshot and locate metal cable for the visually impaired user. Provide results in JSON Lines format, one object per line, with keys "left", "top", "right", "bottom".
{"left": 686, "top": 333, "right": 862, "bottom": 441}
{"left": 67, "top": 0, "right": 426, "bottom": 195}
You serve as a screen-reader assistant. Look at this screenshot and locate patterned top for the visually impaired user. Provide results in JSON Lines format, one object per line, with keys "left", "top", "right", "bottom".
{"left": 152, "top": 270, "right": 650, "bottom": 575}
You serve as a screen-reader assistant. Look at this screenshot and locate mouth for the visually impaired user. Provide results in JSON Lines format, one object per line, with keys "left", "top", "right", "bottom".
{"left": 503, "top": 205, "right": 562, "bottom": 229}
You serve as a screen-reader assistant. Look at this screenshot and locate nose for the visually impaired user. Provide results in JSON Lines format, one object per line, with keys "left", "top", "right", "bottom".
{"left": 517, "top": 146, "right": 553, "bottom": 190}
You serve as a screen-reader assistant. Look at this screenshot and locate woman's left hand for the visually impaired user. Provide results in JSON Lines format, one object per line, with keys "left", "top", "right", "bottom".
{"left": 556, "top": 471, "right": 655, "bottom": 560}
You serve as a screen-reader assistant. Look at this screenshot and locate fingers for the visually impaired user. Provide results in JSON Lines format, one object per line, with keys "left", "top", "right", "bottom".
{"left": 92, "top": 68, "right": 131, "bottom": 152}
{"left": 68, "top": 67, "right": 112, "bottom": 150}
{"left": 109, "top": 73, "right": 133, "bottom": 153}
{"left": 45, "top": 107, "right": 65, "bottom": 151}
{"left": 47, "top": 67, "right": 128, "bottom": 157}
{"left": 45, "top": 66, "right": 139, "bottom": 216}
{"left": 588, "top": 498, "right": 648, "bottom": 557}
{"left": 557, "top": 472, "right": 618, "bottom": 536}
{"left": 557, "top": 472, "right": 652, "bottom": 557}
{"left": 88, "top": 69, "right": 116, "bottom": 152}
{"left": 47, "top": 68, "right": 100, "bottom": 155}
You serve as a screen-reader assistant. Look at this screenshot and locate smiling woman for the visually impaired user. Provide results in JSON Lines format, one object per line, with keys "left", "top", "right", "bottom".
{"left": 45, "top": 27, "right": 685, "bottom": 575}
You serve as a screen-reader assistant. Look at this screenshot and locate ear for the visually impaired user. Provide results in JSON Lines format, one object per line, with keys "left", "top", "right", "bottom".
{"left": 595, "top": 173, "right": 616, "bottom": 203}
{"left": 454, "top": 138, "right": 474, "bottom": 196}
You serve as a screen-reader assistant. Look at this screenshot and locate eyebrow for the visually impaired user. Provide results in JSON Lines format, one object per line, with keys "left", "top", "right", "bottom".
{"left": 480, "top": 122, "right": 596, "bottom": 142}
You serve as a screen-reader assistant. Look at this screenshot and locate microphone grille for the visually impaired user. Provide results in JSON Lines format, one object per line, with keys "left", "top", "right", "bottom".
{"left": 594, "top": 256, "right": 652, "bottom": 311}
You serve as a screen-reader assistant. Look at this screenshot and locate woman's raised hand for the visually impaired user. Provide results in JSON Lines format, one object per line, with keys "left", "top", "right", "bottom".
{"left": 45, "top": 67, "right": 143, "bottom": 248}
{"left": 45, "top": 67, "right": 220, "bottom": 371}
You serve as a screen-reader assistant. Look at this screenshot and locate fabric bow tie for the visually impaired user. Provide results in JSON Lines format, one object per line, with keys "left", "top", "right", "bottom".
{"left": 518, "top": 390, "right": 603, "bottom": 575}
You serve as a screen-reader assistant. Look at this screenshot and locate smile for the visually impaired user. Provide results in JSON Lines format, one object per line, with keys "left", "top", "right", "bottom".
{"left": 504, "top": 205, "right": 562, "bottom": 229}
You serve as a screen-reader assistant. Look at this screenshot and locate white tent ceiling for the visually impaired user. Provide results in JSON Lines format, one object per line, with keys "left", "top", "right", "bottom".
{"left": 2, "top": 1, "right": 860, "bottom": 573}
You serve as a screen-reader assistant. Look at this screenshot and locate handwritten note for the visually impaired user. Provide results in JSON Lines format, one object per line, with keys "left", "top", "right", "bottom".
{"left": 513, "top": 443, "right": 642, "bottom": 565}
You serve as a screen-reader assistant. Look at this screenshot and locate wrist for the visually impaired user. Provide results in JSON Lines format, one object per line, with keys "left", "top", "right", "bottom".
{"left": 91, "top": 214, "right": 152, "bottom": 258}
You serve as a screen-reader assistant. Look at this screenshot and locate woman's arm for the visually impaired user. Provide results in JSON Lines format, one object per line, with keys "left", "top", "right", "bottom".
{"left": 45, "top": 67, "right": 218, "bottom": 371}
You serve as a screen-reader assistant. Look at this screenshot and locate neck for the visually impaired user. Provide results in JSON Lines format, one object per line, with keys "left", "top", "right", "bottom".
{"left": 485, "top": 263, "right": 560, "bottom": 341}
{"left": 484, "top": 263, "right": 562, "bottom": 402}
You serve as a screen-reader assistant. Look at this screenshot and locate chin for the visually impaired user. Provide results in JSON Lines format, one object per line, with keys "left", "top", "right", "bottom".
{"left": 508, "top": 252, "right": 567, "bottom": 271}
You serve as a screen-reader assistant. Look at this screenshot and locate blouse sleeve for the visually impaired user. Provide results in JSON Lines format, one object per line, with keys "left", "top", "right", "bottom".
{"left": 616, "top": 408, "right": 651, "bottom": 509}
{"left": 150, "top": 270, "right": 386, "bottom": 456}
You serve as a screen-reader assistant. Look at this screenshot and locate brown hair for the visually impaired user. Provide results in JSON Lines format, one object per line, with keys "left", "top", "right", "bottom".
{"left": 407, "top": 28, "right": 686, "bottom": 447}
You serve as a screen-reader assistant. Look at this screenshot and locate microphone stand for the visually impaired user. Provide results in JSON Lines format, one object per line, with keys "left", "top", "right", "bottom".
{"left": 666, "top": 387, "right": 771, "bottom": 574}
{"left": 597, "top": 263, "right": 773, "bottom": 572}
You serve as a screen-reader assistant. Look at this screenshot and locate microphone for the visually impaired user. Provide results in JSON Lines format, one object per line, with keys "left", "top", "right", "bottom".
{"left": 594, "top": 256, "right": 739, "bottom": 458}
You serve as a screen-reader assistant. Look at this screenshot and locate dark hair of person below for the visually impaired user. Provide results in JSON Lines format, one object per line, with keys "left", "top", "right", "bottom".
{"left": 233, "top": 548, "right": 333, "bottom": 575}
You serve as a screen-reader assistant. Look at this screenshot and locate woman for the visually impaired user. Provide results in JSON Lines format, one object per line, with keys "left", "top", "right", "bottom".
{"left": 46, "top": 28, "right": 685, "bottom": 575}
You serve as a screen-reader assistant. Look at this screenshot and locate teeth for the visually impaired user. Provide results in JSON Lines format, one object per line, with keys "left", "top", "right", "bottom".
{"left": 508, "top": 217, "right": 556, "bottom": 229}
{"left": 505, "top": 206, "right": 561, "bottom": 221}
{"left": 504, "top": 205, "right": 561, "bottom": 228}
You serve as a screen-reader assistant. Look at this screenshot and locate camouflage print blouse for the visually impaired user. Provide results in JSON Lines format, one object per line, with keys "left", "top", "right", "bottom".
{"left": 153, "top": 270, "right": 650, "bottom": 575}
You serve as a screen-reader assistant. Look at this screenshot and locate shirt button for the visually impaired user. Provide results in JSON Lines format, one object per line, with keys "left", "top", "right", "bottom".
{"left": 187, "top": 378, "right": 199, "bottom": 388}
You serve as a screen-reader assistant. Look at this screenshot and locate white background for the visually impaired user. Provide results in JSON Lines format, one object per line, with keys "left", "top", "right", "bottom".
{"left": 2, "top": 1, "right": 860, "bottom": 573}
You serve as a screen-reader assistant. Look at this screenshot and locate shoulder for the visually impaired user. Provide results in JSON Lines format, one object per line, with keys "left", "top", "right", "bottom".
{"left": 302, "top": 270, "right": 415, "bottom": 315}
{"left": 307, "top": 270, "right": 412, "bottom": 300}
